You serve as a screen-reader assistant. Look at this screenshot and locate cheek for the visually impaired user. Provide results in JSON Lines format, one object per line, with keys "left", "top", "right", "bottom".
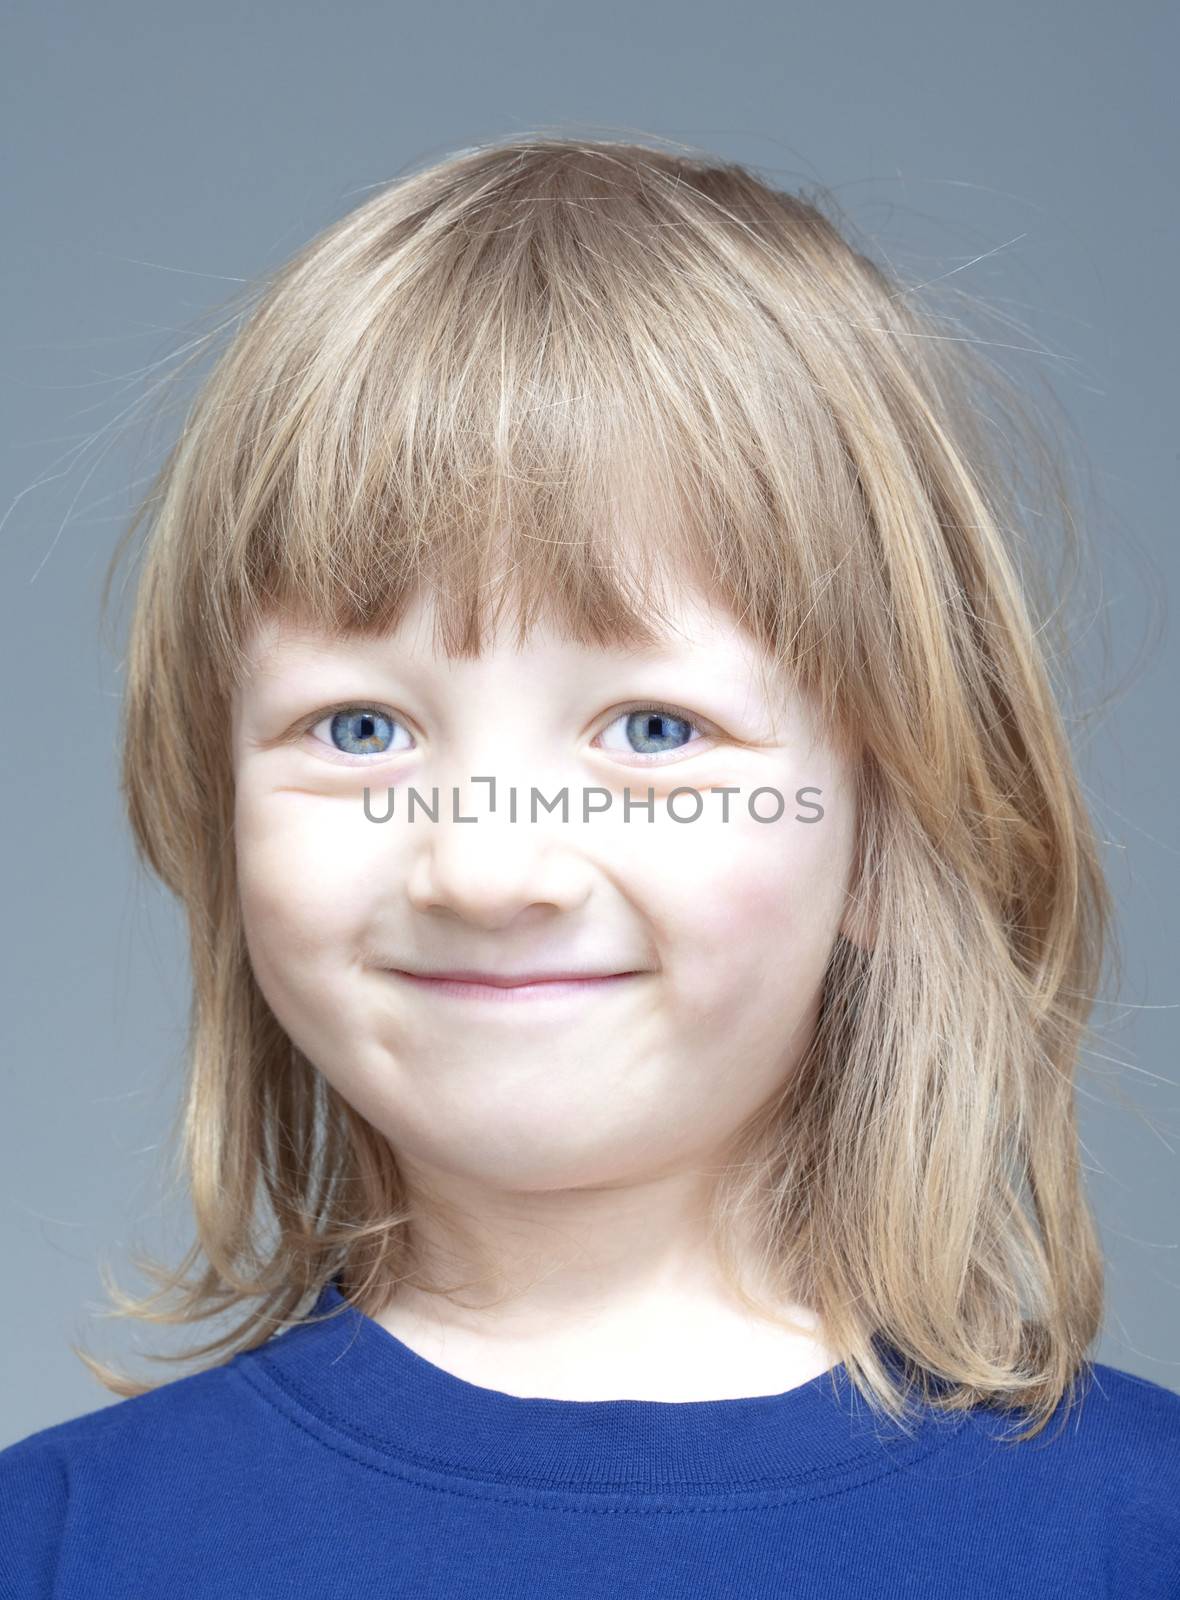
{"left": 679, "top": 812, "right": 849, "bottom": 943}
{"left": 233, "top": 787, "right": 374, "bottom": 975}
{"left": 656, "top": 798, "right": 855, "bottom": 1020}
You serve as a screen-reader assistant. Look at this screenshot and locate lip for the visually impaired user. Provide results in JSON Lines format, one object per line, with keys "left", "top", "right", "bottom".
{"left": 386, "top": 969, "right": 643, "bottom": 1004}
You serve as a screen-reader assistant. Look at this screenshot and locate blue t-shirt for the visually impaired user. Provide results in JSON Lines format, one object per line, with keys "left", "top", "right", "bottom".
{"left": 3, "top": 1276, "right": 1179, "bottom": 1597}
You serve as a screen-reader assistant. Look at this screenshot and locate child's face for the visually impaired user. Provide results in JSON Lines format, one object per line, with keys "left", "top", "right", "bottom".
{"left": 231, "top": 582, "right": 859, "bottom": 1193}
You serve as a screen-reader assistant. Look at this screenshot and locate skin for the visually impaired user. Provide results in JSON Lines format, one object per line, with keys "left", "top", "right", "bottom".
{"left": 231, "top": 580, "right": 864, "bottom": 1401}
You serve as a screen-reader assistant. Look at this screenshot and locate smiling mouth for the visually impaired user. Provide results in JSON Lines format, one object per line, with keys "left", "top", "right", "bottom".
{"left": 385, "top": 970, "right": 644, "bottom": 1004}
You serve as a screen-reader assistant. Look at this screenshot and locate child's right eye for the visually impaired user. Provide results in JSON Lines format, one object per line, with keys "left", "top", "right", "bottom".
{"left": 308, "top": 707, "right": 414, "bottom": 761}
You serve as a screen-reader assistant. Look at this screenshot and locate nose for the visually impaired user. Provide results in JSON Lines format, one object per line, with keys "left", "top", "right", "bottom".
{"left": 403, "top": 801, "right": 595, "bottom": 931}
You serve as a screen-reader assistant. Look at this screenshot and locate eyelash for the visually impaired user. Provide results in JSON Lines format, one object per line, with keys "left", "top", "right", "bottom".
{"left": 299, "top": 700, "right": 716, "bottom": 764}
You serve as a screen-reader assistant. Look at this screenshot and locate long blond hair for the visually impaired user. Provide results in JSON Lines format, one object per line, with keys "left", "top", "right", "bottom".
{"left": 82, "top": 131, "right": 1121, "bottom": 1443}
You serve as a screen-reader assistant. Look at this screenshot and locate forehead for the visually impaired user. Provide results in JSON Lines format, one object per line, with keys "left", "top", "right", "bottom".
{"left": 238, "top": 581, "right": 781, "bottom": 689}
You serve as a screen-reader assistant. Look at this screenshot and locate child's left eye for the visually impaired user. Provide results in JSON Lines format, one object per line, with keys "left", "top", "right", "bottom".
{"left": 595, "top": 706, "right": 706, "bottom": 758}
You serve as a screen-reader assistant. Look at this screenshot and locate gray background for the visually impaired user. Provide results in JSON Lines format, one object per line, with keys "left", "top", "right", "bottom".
{"left": 2, "top": 0, "right": 1177, "bottom": 1448}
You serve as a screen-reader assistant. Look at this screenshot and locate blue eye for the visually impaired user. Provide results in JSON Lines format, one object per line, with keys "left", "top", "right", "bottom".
{"left": 314, "top": 708, "right": 410, "bottom": 758}
{"left": 599, "top": 707, "right": 702, "bottom": 757}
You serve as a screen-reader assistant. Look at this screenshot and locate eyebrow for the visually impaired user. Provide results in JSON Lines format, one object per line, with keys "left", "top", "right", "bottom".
{"left": 239, "top": 609, "right": 785, "bottom": 708}
{"left": 246, "top": 627, "right": 716, "bottom": 679}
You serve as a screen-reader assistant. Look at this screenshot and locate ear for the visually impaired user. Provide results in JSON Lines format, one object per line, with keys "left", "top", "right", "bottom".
{"left": 839, "top": 888, "right": 876, "bottom": 953}
{"left": 837, "top": 822, "right": 877, "bottom": 954}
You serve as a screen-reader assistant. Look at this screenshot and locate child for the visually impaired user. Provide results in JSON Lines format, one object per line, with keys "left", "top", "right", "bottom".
{"left": 3, "top": 133, "right": 1177, "bottom": 1596}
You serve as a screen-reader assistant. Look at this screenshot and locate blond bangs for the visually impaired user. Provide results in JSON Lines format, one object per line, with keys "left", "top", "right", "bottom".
{"left": 148, "top": 142, "right": 886, "bottom": 757}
